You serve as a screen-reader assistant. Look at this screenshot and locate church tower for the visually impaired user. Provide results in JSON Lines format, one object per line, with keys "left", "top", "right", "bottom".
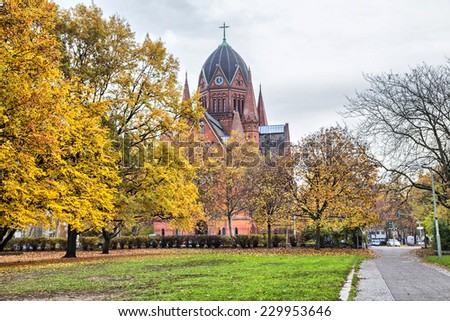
{"left": 198, "top": 23, "right": 259, "bottom": 144}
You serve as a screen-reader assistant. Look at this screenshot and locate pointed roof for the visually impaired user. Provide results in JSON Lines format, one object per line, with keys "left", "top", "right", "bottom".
{"left": 257, "top": 84, "right": 268, "bottom": 126}
{"left": 182, "top": 72, "right": 190, "bottom": 102}
{"left": 230, "top": 111, "right": 244, "bottom": 136}
{"left": 242, "top": 69, "right": 258, "bottom": 123}
{"left": 283, "top": 123, "right": 290, "bottom": 144}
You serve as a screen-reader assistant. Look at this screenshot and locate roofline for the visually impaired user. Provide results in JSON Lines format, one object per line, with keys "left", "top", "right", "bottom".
{"left": 203, "top": 114, "right": 225, "bottom": 148}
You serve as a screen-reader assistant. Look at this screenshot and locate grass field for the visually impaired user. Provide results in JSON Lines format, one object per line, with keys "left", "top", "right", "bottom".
{"left": 426, "top": 255, "right": 450, "bottom": 269}
{"left": 0, "top": 249, "right": 366, "bottom": 301}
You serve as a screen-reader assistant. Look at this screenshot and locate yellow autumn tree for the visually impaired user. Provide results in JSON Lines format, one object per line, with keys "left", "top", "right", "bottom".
{"left": 56, "top": 4, "right": 204, "bottom": 253}
{"left": 248, "top": 155, "right": 293, "bottom": 247}
{"left": 196, "top": 131, "right": 259, "bottom": 237}
{"left": 54, "top": 96, "right": 120, "bottom": 258}
{"left": 1, "top": 0, "right": 68, "bottom": 250}
{"left": 409, "top": 173, "right": 450, "bottom": 248}
{"left": 136, "top": 143, "right": 203, "bottom": 230}
{"left": 0, "top": 1, "right": 120, "bottom": 256}
{"left": 290, "top": 127, "right": 379, "bottom": 249}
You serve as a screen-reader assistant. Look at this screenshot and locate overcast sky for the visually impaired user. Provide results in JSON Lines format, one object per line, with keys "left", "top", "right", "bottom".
{"left": 54, "top": 0, "right": 450, "bottom": 142}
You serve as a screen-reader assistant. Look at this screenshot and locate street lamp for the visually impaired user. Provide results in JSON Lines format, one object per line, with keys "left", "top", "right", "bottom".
{"left": 429, "top": 169, "right": 442, "bottom": 259}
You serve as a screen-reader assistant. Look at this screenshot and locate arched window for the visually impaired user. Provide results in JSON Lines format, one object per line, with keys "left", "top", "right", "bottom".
{"left": 200, "top": 120, "right": 204, "bottom": 135}
{"left": 235, "top": 227, "right": 239, "bottom": 235}
{"left": 237, "top": 99, "right": 241, "bottom": 113}
{"left": 213, "top": 97, "right": 217, "bottom": 112}
{"left": 218, "top": 229, "right": 221, "bottom": 235}
{"left": 222, "top": 227, "right": 226, "bottom": 236}
{"left": 233, "top": 98, "right": 237, "bottom": 111}
{"left": 161, "top": 229, "right": 165, "bottom": 236}
{"left": 223, "top": 98, "right": 226, "bottom": 112}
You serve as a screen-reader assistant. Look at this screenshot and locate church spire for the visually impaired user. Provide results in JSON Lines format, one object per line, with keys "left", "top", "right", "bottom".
{"left": 257, "top": 84, "right": 268, "bottom": 126}
{"left": 230, "top": 111, "right": 244, "bottom": 136}
{"left": 182, "top": 72, "right": 190, "bottom": 102}
{"left": 242, "top": 68, "right": 258, "bottom": 123}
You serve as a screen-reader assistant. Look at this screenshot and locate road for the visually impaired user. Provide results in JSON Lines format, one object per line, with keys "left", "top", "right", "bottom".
{"left": 355, "top": 246, "right": 450, "bottom": 301}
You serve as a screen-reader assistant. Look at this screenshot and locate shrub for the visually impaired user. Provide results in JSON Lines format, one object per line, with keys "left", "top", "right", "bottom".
{"left": 5, "top": 238, "right": 19, "bottom": 251}
{"left": 116, "top": 237, "right": 127, "bottom": 249}
{"left": 159, "top": 236, "right": 168, "bottom": 248}
{"left": 111, "top": 238, "right": 118, "bottom": 250}
{"left": 197, "top": 235, "right": 208, "bottom": 248}
{"left": 289, "top": 235, "right": 298, "bottom": 247}
{"left": 57, "top": 238, "right": 67, "bottom": 250}
{"left": 166, "top": 236, "right": 176, "bottom": 248}
{"left": 149, "top": 236, "right": 159, "bottom": 248}
{"left": 249, "top": 234, "right": 263, "bottom": 248}
{"left": 143, "top": 236, "right": 151, "bottom": 248}
{"left": 272, "top": 235, "right": 282, "bottom": 247}
{"left": 80, "top": 237, "right": 98, "bottom": 251}
{"left": 175, "top": 236, "right": 184, "bottom": 247}
{"left": 211, "top": 235, "right": 223, "bottom": 248}
{"left": 205, "top": 235, "right": 216, "bottom": 249}
{"left": 46, "top": 238, "right": 57, "bottom": 251}
{"left": 127, "top": 236, "right": 136, "bottom": 249}
{"left": 134, "top": 236, "right": 145, "bottom": 249}
{"left": 236, "top": 235, "right": 250, "bottom": 248}
{"left": 221, "top": 236, "right": 234, "bottom": 248}
{"left": 435, "top": 219, "right": 450, "bottom": 251}
{"left": 19, "top": 238, "right": 28, "bottom": 250}
{"left": 35, "top": 237, "right": 47, "bottom": 250}
{"left": 184, "top": 236, "right": 197, "bottom": 248}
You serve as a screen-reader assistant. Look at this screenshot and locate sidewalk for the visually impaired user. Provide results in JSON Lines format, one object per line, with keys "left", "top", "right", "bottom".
{"left": 355, "top": 246, "right": 450, "bottom": 301}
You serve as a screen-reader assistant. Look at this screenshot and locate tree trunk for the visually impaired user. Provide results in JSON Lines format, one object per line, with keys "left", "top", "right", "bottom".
{"left": 102, "top": 228, "right": 111, "bottom": 254}
{"left": 267, "top": 222, "right": 272, "bottom": 248}
{"left": 227, "top": 214, "right": 233, "bottom": 236}
{"left": 423, "top": 227, "right": 428, "bottom": 249}
{"left": 0, "top": 229, "right": 16, "bottom": 252}
{"left": 315, "top": 225, "right": 321, "bottom": 250}
{"left": 228, "top": 214, "right": 236, "bottom": 247}
{"left": 63, "top": 225, "right": 78, "bottom": 258}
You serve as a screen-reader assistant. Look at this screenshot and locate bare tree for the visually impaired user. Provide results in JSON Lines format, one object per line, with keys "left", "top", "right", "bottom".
{"left": 343, "top": 63, "right": 450, "bottom": 208}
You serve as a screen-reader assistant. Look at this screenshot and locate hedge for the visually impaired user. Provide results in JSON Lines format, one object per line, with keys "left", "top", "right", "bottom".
{"left": 79, "top": 237, "right": 99, "bottom": 251}
{"left": 3, "top": 234, "right": 272, "bottom": 251}
{"left": 5, "top": 237, "right": 67, "bottom": 251}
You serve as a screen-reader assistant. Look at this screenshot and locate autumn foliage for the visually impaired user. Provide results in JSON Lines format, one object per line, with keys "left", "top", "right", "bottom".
{"left": 290, "top": 127, "right": 379, "bottom": 249}
{"left": 1, "top": 1, "right": 203, "bottom": 256}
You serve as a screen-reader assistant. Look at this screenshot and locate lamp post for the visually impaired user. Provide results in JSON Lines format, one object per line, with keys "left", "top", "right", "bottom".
{"left": 429, "top": 169, "right": 442, "bottom": 259}
{"left": 293, "top": 215, "right": 297, "bottom": 238}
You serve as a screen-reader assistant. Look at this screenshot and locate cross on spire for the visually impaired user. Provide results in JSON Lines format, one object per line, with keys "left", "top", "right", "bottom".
{"left": 219, "top": 22, "right": 230, "bottom": 43}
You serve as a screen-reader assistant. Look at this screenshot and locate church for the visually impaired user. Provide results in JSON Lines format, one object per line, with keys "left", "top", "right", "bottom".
{"left": 154, "top": 25, "right": 290, "bottom": 236}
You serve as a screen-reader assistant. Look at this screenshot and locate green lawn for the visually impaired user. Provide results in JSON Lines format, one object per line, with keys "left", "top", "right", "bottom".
{"left": 426, "top": 255, "right": 450, "bottom": 269}
{"left": 0, "top": 252, "right": 365, "bottom": 301}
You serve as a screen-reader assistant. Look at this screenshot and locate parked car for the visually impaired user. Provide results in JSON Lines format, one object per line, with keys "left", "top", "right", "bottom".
{"left": 406, "top": 235, "right": 416, "bottom": 246}
{"left": 387, "top": 239, "right": 401, "bottom": 247}
{"left": 370, "top": 239, "right": 381, "bottom": 246}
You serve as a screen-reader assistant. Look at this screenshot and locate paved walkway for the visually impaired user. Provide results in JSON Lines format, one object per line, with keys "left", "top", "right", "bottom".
{"left": 355, "top": 246, "right": 450, "bottom": 301}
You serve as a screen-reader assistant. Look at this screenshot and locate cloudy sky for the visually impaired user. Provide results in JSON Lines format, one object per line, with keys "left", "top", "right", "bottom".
{"left": 54, "top": 0, "right": 450, "bottom": 142}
